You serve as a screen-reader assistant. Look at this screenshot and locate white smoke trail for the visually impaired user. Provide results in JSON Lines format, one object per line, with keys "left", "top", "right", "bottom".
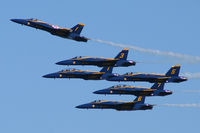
{"left": 181, "top": 72, "right": 200, "bottom": 79}
{"left": 158, "top": 104, "right": 200, "bottom": 108}
{"left": 182, "top": 90, "right": 200, "bottom": 93}
{"left": 91, "top": 39, "right": 200, "bottom": 64}
{"left": 174, "top": 90, "right": 200, "bottom": 93}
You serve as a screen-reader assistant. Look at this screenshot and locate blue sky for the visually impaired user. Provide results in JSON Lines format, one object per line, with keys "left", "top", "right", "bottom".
{"left": 1, "top": 0, "right": 200, "bottom": 133}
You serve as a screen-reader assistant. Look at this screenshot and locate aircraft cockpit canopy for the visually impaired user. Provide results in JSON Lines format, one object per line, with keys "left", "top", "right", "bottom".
{"left": 72, "top": 56, "right": 83, "bottom": 59}
{"left": 28, "top": 18, "right": 38, "bottom": 21}
{"left": 60, "top": 68, "right": 77, "bottom": 72}
{"left": 124, "top": 72, "right": 133, "bottom": 75}
{"left": 112, "top": 84, "right": 127, "bottom": 88}
{"left": 93, "top": 100, "right": 101, "bottom": 103}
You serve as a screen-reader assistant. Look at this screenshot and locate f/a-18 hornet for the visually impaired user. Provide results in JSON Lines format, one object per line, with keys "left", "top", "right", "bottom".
{"left": 76, "top": 96, "right": 153, "bottom": 111}
{"left": 43, "top": 66, "right": 114, "bottom": 80}
{"left": 94, "top": 82, "right": 172, "bottom": 96}
{"left": 56, "top": 49, "right": 136, "bottom": 67}
{"left": 106, "top": 65, "right": 187, "bottom": 83}
{"left": 10, "top": 18, "right": 88, "bottom": 42}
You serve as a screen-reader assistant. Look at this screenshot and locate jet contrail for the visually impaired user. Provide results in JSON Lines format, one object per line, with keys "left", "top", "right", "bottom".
{"left": 91, "top": 39, "right": 200, "bottom": 64}
{"left": 181, "top": 72, "right": 200, "bottom": 79}
{"left": 182, "top": 90, "right": 200, "bottom": 93}
{"left": 158, "top": 104, "right": 200, "bottom": 108}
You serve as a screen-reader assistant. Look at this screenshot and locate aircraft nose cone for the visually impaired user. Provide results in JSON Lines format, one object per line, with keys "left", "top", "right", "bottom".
{"left": 10, "top": 19, "right": 18, "bottom": 22}
{"left": 10, "top": 19, "right": 27, "bottom": 24}
{"left": 42, "top": 73, "right": 59, "bottom": 78}
{"left": 56, "top": 60, "right": 73, "bottom": 65}
{"left": 76, "top": 104, "right": 89, "bottom": 109}
{"left": 93, "top": 89, "right": 107, "bottom": 94}
{"left": 42, "top": 74, "right": 51, "bottom": 78}
{"left": 93, "top": 90, "right": 102, "bottom": 94}
{"left": 55, "top": 61, "right": 66, "bottom": 65}
{"left": 76, "top": 105, "right": 83, "bottom": 108}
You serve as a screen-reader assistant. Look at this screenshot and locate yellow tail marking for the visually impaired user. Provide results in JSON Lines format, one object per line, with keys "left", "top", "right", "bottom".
{"left": 123, "top": 49, "right": 129, "bottom": 51}
{"left": 78, "top": 23, "right": 85, "bottom": 26}
{"left": 107, "top": 67, "right": 110, "bottom": 71}
{"left": 138, "top": 96, "right": 142, "bottom": 101}
{"left": 171, "top": 69, "right": 176, "bottom": 75}
{"left": 75, "top": 27, "right": 79, "bottom": 31}
{"left": 172, "top": 65, "right": 180, "bottom": 67}
{"left": 120, "top": 53, "right": 124, "bottom": 58}
{"left": 158, "top": 83, "right": 161, "bottom": 87}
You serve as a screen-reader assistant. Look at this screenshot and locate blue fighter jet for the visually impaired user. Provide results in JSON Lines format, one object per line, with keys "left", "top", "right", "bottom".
{"left": 42, "top": 66, "right": 115, "bottom": 80}
{"left": 56, "top": 49, "right": 136, "bottom": 67}
{"left": 106, "top": 65, "right": 187, "bottom": 83}
{"left": 93, "top": 82, "right": 172, "bottom": 96}
{"left": 76, "top": 96, "right": 153, "bottom": 111}
{"left": 10, "top": 18, "right": 88, "bottom": 42}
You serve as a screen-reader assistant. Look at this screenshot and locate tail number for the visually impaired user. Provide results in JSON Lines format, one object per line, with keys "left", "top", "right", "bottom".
{"left": 75, "top": 27, "right": 79, "bottom": 31}
{"left": 120, "top": 53, "right": 124, "bottom": 58}
{"left": 138, "top": 96, "right": 142, "bottom": 101}
{"left": 157, "top": 83, "right": 161, "bottom": 87}
{"left": 171, "top": 69, "right": 176, "bottom": 74}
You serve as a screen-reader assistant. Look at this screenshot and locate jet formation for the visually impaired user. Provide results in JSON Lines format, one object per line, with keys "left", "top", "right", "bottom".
{"left": 43, "top": 64, "right": 187, "bottom": 83}
{"left": 42, "top": 48, "right": 187, "bottom": 111}
{"left": 11, "top": 18, "right": 188, "bottom": 111}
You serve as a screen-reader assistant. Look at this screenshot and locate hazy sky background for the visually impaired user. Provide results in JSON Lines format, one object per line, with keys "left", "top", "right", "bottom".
{"left": 1, "top": 0, "right": 200, "bottom": 133}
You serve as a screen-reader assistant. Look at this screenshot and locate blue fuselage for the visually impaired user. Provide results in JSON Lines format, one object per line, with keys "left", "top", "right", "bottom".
{"left": 56, "top": 57, "right": 136, "bottom": 67}
{"left": 76, "top": 101, "right": 153, "bottom": 111}
{"left": 106, "top": 73, "right": 187, "bottom": 83}
{"left": 11, "top": 19, "right": 88, "bottom": 42}
{"left": 94, "top": 86, "right": 172, "bottom": 96}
